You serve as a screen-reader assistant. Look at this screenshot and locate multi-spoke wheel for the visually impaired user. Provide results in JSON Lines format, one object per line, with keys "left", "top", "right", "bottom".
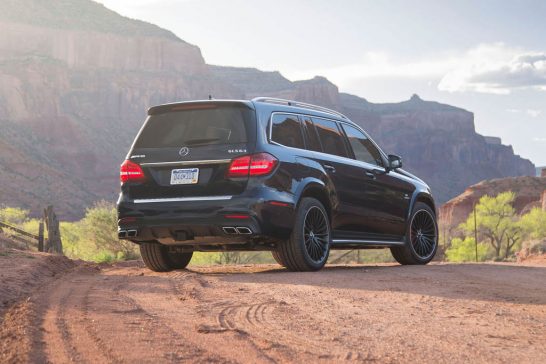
{"left": 391, "top": 202, "right": 438, "bottom": 265}
{"left": 275, "top": 198, "right": 331, "bottom": 271}
{"left": 303, "top": 206, "right": 330, "bottom": 264}
{"left": 410, "top": 209, "right": 437, "bottom": 259}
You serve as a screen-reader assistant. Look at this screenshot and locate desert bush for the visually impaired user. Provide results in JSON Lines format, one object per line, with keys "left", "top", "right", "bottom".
{"left": 445, "top": 237, "right": 488, "bottom": 262}
{"left": 0, "top": 206, "right": 30, "bottom": 225}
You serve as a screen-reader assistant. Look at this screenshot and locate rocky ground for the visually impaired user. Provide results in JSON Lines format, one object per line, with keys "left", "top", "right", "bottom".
{"left": 1, "top": 248, "right": 545, "bottom": 363}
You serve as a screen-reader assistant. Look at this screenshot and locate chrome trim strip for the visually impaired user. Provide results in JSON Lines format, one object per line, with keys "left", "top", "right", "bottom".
{"left": 133, "top": 196, "right": 233, "bottom": 204}
{"left": 141, "top": 159, "right": 231, "bottom": 167}
{"left": 332, "top": 239, "right": 405, "bottom": 246}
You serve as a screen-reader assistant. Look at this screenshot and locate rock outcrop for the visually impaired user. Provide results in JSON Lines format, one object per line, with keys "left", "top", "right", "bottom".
{"left": 212, "top": 66, "right": 535, "bottom": 203}
{"left": 439, "top": 176, "right": 546, "bottom": 234}
{"left": 0, "top": 0, "right": 537, "bottom": 219}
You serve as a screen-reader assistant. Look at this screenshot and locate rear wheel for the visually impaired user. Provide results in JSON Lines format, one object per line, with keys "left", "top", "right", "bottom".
{"left": 391, "top": 202, "right": 438, "bottom": 265}
{"left": 276, "top": 198, "right": 331, "bottom": 271}
{"left": 271, "top": 250, "right": 287, "bottom": 267}
{"left": 140, "top": 242, "right": 193, "bottom": 272}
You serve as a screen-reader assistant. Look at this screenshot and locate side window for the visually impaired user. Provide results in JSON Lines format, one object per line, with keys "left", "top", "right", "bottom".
{"left": 312, "top": 118, "right": 348, "bottom": 158}
{"left": 342, "top": 124, "right": 384, "bottom": 167}
{"left": 270, "top": 114, "right": 305, "bottom": 149}
{"left": 302, "top": 117, "right": 323, "bottom": 152}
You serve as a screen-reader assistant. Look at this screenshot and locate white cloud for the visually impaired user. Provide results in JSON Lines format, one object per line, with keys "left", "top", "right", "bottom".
{"left": 286, "top": 43, "right": 546, "bottom": 96}
{"left": 527, "top": 109, "right": 542, "bottom": 118}
{"left": 284, "top": 51, "right": 459, "bottom": 85}
{"left": 439, "top": 44, "right": 546, "bottom": 94}
{"left": 504, "top": 108, "right": 542, "bottom": 117}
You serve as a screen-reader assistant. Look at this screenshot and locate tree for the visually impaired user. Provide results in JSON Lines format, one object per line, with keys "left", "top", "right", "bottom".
{"left": 519, "top": 207, "right": 546, "bottom": 240}
{"left": 79, "top": 201, "right": 138, "bottom": 259}
{"left": 459, "top": 192, "right": 517, "bottom": 260}
{"left": 445, "top": 237, "right": 488, "bottom": 262}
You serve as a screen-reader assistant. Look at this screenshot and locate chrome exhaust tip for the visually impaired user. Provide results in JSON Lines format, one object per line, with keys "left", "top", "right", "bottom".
{"left": 236, "top": 227, "right": 252, "bottom": 235}
{"left": 127, "top": 229, "right": 138, "bottom": 238}
{"left": 222, "top": 227, "right": 237, "bottom": 235}
{"left": 118, "top": 230, "right": 127, "bottom": 239}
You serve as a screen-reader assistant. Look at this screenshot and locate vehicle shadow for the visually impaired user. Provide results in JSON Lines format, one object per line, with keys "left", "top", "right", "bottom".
{"left": 201, "top": 263, "right": 546, "bottom": 305}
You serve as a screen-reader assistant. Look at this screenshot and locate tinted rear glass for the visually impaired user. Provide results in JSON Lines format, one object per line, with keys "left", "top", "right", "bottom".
{"left": 135, "top": 105, "right": 252, "bottom": 148}
{"left": 270, "top": 114, "right": 305, "bottom": 149}
{"left": 303, "top": 117, "right": 323, "bottom": 152}
{"left": 312, "top": 118, "right": 348, "bottom": 158}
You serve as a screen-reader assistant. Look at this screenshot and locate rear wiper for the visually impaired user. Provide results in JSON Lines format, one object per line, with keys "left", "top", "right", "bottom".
{"left": 184, "top": 138, "right": 221, "bottom": 145}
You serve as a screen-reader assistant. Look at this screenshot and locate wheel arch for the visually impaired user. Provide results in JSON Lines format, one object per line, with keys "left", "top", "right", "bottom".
{"left": 296, "top": 180, "right": 332, "bottom": 222}
{"left": 411, "top": 192, "right": 437, "bottom": 217}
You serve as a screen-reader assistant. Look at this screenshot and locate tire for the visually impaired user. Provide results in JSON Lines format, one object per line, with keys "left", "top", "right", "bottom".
{"left": 391, "top": 202, "right": 438, "bottom": 265}
{"left": 271, "top": 250, "right": 287, "bottom": 267}
{"left": 276, "top": 197, "right": 331, "bottom": 271}
{"left": 140, "top": 242, "right": 193, "bottom": 272}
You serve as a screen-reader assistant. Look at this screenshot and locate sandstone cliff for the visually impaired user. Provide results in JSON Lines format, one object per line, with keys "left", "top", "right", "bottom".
{"left": 0, "top": 0, "right": 536, "bottom": 219}
{"left": 439, "top": 176, "right": 546, "bottom": 234}
{"left": 211, "top": 67, "right": 535, "bottom": 203}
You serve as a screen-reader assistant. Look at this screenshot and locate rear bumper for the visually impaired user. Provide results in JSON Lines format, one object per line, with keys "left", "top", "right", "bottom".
{"left": 117, "top": 188, "right": 296, "bottom": 246}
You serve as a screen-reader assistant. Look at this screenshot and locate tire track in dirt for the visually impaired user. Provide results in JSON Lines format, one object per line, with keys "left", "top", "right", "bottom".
{"left": 125, "top": 270, "right": 279, "bottom": 363}
{"left": 3, "top": 261, "right": 546, "bottom": 363}
{"left": 38, "top": 270, "right": 114, "bottom": 363}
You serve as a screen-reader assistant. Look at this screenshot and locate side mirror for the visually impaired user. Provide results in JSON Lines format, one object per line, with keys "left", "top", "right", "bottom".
{"left": 388, "top": 154, "right": 402, "bottom": 170}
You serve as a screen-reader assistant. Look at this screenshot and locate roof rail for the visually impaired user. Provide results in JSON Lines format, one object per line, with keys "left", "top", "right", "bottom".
{"left": 252, "top": 97, "right": 347, "bottom": 119}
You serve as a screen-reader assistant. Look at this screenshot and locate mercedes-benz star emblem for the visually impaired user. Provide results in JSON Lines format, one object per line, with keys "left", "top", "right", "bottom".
{"left": 179, "top": 147, "right": 190, "bottom": 157}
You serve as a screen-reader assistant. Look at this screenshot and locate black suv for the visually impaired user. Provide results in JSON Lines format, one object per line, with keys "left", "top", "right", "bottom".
{"left": 118, "top": 98, "right": 438, "bottom": 272}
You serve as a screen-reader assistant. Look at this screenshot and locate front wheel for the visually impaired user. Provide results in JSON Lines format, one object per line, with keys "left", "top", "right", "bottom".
{"left": 391, "top": 202, "right": 438, "bottom": 265}
{"left": 140, "top": 242, "right": 193, "bottom": 272}
{"left": 276, "top": 197, "right": 331, "bottom": 271}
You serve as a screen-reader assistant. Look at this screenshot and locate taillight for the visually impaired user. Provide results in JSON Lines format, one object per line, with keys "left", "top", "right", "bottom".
{"left": 120, "top": 160, "right": 146, "bottom": 184}
{"left": 226, "top": 153, "right": 278, "bottom": 178}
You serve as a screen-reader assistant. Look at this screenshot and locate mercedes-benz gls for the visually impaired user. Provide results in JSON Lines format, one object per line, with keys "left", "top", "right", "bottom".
{"left": 117, "top": 98, "right": 438, "bottom": 272}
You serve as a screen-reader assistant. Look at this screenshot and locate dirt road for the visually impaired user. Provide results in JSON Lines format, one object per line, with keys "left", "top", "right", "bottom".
{"left": 1, "top": 253, "right": 546, "bottom": 363}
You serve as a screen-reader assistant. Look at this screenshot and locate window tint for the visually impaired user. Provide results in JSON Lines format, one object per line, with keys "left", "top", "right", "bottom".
{"left": 312, "top": 118, "right": 348, "bottom": 157}
{"left": 270, "top": 114, "right": 305, "bottom": 148}
{"left": 342, "top": 124, "right": 384, "bottom": 166}
{"left": 135, "top": 106, "right": 249, "bottom": 148}
{"left": 303, "top": 117, "right": 322, "bottom": 152}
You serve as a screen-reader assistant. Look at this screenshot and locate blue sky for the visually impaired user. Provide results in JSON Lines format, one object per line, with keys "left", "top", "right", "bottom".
{"left": 97, "top": 0, "right": 546, "bottom": 166}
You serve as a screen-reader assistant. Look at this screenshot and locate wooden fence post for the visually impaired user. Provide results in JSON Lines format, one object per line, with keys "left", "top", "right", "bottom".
{"left": 43, "top": 206, "right": 63, "bottom": 254}
{"left": 38, "top": 222, "right": 44, "bottom": 252}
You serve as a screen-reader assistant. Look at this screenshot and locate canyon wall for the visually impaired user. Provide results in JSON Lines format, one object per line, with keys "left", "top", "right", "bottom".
{"left": 0, "top": 0, "right": 536, "bottom": 219}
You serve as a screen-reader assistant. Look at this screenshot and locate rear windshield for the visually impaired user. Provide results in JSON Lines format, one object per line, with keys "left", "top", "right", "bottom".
{"left": 135, "top": 105, "right": 252, "bottom": 148}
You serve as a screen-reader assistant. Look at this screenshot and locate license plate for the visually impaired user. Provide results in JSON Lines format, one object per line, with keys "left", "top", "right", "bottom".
{"left": 170, "top": 168, "right": 199, "bottom": 185}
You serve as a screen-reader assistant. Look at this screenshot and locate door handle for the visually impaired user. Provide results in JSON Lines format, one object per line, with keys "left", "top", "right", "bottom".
{"left": 323, "top": 164, "right": 336, "bottom": 173}
{"left": 364, "top": 171, "right": 376, "bottom": 179}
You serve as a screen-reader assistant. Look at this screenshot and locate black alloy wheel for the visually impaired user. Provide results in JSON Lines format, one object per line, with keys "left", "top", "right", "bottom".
{"left": 275, "top": 197, "right": 331, "bottom": 271}
{"left": 303, "top": 206, "right": 330, "bottom": 263}
{"left": 410, "top": 209, "right": 437, "bottom": 259}
{"left": 390, "top": 202, "right": 438, "bottom": 265}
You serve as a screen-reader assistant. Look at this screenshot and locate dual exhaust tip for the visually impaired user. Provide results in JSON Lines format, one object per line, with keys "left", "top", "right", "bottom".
{"left": 222, "top": 227, "right": 253, "bottom": 235}
{"left": 118, "top": 229, "right": 138, "bottom": 239}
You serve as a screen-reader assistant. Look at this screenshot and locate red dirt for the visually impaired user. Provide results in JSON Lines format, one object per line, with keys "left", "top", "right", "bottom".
{"left": 1, "top": 250, "right": 546, "bottom": 363}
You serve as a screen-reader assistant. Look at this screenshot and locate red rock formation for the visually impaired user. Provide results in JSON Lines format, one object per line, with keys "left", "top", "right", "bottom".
{"left": 0, "top": 0, "right": 537, "bottom": 219}
{"left": 439, "top": 176, "right": 546, "bottom": 233}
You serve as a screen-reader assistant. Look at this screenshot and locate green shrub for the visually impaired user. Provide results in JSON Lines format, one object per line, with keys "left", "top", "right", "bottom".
{"left": 445, "top": 237, "right": 488, "bottom": 262}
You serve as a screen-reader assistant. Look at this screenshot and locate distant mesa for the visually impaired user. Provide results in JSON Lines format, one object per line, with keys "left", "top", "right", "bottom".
{"left": 0, "top": 0, "right": 537, "bottom": 219}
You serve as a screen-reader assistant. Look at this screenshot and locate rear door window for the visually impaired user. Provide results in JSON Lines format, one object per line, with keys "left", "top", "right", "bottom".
{"left": 312, "top": 118, "right": 348, "bottom": 158}
{"left": 134, "top": 105, "right": 251, "bottom": 148}
{"left": 342, "top": 124, "right": 384, "bottom": 167}
{"left": 302, "top": 117, "right": 323, "bottom": 152}
{"left": 270, "top": 114, "right": 305, "bottom": 149}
